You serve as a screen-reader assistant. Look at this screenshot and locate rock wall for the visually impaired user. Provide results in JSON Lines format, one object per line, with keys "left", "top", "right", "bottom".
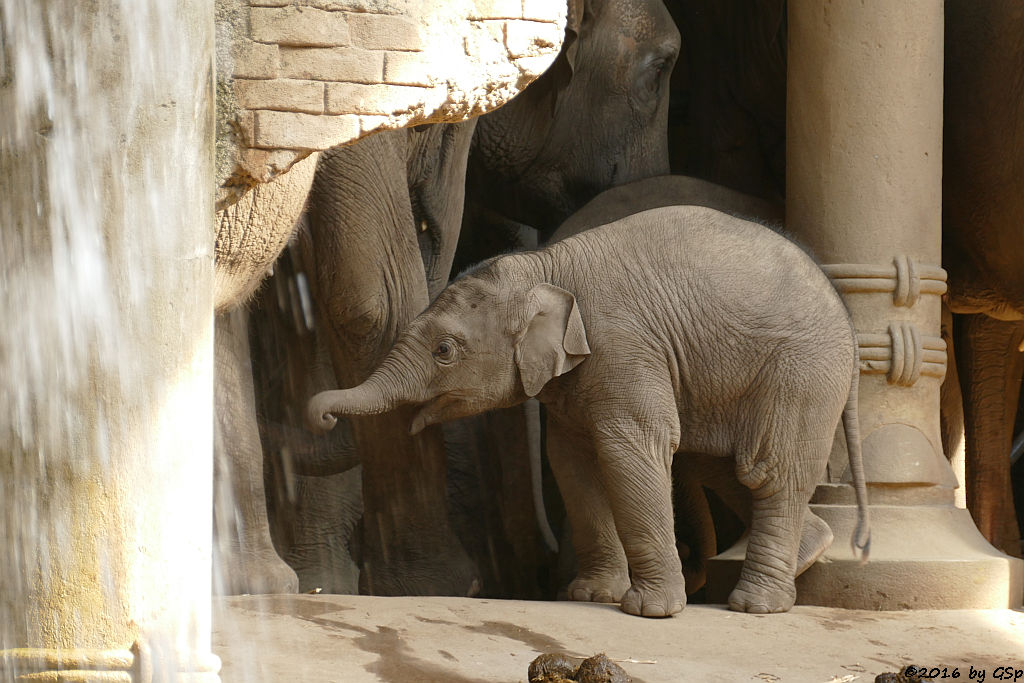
{"left": 216, "top": 0, "right": 566, "bottom": 208}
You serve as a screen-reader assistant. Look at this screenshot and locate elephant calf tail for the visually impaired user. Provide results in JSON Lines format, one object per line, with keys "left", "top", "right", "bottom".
{"left": 842, "top": 342, "right": 871, "bottom": 563}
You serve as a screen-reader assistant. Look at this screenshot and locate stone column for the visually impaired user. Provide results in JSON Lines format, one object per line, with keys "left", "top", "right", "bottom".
{"left": 765, "top": 0, "right": 1019, "bottom": 608}
{"left": 1, "top": 0, "right": 221, "bottom": 679}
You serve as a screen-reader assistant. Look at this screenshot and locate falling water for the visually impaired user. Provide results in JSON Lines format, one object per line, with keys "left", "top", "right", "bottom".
{"left": 1, "top": 0, "right": 217, "bottom": 678}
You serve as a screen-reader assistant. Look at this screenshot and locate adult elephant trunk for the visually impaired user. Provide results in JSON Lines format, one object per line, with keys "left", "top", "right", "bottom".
{"left": 307, "top": 348, "right": 423, "bottom": 432}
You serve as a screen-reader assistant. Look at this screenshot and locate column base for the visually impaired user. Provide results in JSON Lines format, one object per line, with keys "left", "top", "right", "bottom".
{"left": 0, "top": 645, "right": 221, "bottom": 683}
{"left": 706, "top": 503, "right": 1023, "bottom": 609}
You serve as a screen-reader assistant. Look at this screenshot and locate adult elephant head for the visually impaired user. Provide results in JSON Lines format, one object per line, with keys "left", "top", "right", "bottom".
{"left": 462, "top": 0, "right": 681, "bottom": 248}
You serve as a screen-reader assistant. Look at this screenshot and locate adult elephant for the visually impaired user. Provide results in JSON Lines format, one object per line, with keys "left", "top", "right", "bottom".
{"left": 455, "top": 0, "right": 681, "bottom": 269}
{"left": 552, "top": 174, "right": 782, "bottom": 241}
{"left": 306, "top": 121, "right": 481, "bottom": 596}
{"left": 212, "top": 152, "right": 320, "bottom": 595}
{"left": 943, "top": 0, "right": 1024, "bottom": 557}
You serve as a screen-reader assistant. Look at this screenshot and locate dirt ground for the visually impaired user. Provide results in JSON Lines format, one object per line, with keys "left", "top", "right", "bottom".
{"left": 212, "top": 594, "right": 1024, "bottom": 682}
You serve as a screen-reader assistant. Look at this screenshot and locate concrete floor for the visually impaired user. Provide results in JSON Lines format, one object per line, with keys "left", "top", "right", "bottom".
{"left": 212, "top": 594, "right": 1024, "bottom": 682}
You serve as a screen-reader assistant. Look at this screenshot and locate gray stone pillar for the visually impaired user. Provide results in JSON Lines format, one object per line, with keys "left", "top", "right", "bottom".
{"left": 1, "top": 1, "right": 221, "bottom": 679}
{"left": 710, "top": 0, "right": 1022, "bottom": 608}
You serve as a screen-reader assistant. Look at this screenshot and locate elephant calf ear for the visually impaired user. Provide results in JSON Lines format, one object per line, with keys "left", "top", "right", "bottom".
{"left": 514, "top": 283, "right": 591, "bottom": 398}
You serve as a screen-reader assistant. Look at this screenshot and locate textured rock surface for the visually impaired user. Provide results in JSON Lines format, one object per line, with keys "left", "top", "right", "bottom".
{"left": 216, "top": 0, "right": 567, "bottom": 208}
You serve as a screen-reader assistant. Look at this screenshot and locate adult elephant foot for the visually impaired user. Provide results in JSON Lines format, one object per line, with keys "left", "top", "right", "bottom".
{"left": 618, "top": 575, "right": 687, "bottom": 617}
{"left": 728, "top": 576, "right": 796, "bottom": 614}
{"left": 214, "top": 543, "right": 300, "bottom": 595}
{"left": 796, "top": 510, "right": 834, "bottom": 576}
{"left": 567, "top": 572, "right": 630, "bottom": 603}
{"left": 358, "top": 539, "right": 481, "bottom": 597}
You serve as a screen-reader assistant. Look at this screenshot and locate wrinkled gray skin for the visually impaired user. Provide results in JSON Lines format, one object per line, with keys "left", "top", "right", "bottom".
{"left": 251, "top": 222, "right": 549, "bottom": 596}
{"left": 212, "top": 152, "right": 321, "bottom": 595}
{"left": 309, "top": 206, "right": 870, "bottom": 616}
{"left": 552, "top": 174, "right": 782, "bottom": 242}
{"left": 245, "top": 234, "right": 363, "bottom": 594}
{"left": 942, "top": 0, "right": 1024, "bottom": 557}
{"left": 455, "top": 0, "right": 681, "bottom": 271}
{"left": 446, "top": 0, "right": 683, "bottom": 597}
{"left": 550, "top": 174, "right": 784, "bottom": 593}
{"left": 214, "top": 307, "right": 301, "bottom": 594}
{"left": 306, "top": 121, "right": 483, "bottom": 596}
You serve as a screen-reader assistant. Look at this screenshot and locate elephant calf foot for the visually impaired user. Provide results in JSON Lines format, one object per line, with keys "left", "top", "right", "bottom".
{"left": 796, "top": 511, "right": 834, "bottom": 577}
{"left": 618, "top": 574, "right": 686, "bottom": 618}
{"left": 728, "top": 575, "right": 796, "bottom": 614}
{"left": 567, "top": 573, "right": 630, "bottom": 604}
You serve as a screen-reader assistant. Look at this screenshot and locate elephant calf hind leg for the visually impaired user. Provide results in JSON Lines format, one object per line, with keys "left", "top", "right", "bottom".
{"left": 796, "top": 509, "right": 833, "bottom": 577}
{"left": 729, "top": 440, "right": 825, "bottom": 614}
{"left": 728, "top": 490, "right": 803, "bottom": 614}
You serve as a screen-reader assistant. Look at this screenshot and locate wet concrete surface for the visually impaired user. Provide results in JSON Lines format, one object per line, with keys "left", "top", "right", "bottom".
{"left": 213, "top": 594, "right": 1024, "bottom": 682}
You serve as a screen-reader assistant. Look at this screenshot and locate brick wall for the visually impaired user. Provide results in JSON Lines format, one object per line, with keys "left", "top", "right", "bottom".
{"left": 216, "top": 0, "right": 566, "bottom": 208}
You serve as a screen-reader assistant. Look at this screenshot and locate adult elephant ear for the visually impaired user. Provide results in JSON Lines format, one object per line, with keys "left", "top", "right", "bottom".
{"left": 564, "top": 0, "right": 585, "bottom": 73}
{"left": 515, "top": 283, "right": 591, "bottom": 397}
{"left": 540, "top": 0, "right": 585, "bottom": 110}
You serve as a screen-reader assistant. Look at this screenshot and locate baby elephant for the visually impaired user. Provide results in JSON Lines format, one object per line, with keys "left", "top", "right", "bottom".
{"left": 308, "top": 205, "right": 870, "bottom": 616}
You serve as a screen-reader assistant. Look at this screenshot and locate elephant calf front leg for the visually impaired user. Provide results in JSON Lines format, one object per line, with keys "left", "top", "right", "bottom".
{"left": 593, "top": 415, "right": 686, "bottom": 617}
{"left": 546, "top": 420, "right": 630, "bottom": 604}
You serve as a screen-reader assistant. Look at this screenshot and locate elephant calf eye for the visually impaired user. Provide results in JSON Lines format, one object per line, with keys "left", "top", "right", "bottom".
{"left": 433, "top": 340, "right": 455, "bottom": 362}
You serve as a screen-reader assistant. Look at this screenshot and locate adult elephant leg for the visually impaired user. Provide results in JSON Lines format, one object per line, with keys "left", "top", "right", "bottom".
{"left": 213, "top": 308, "right": 299, "bottom": 594}
{"left": 246, "top": 249, "right": 365, "bottom": 592}
{"left": 955, "top": 313, "right": 1024, "bottom": 557}
{"left": 672, "top": 456, "right": 719, "bottom": 593}
{"left": 284, "top": 468, "right": 363, "bottom": 594}
{"left": 309, "top": 132, "right": 478, "bottom": 596}
{"left": 211, "top": 154, "right": 317, "bottom": 595}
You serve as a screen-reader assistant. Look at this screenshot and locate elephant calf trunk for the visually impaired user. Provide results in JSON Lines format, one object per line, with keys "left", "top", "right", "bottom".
{"left": 306, "top": 380, "right": 401, "bottom": 432}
